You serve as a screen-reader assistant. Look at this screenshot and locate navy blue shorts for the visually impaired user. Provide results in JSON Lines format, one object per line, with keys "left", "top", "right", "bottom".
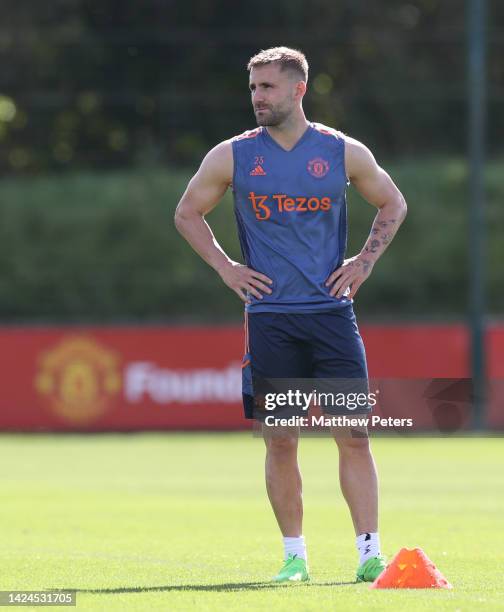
{"left": 242, "top": 305, "right": 369, "bottom": 419}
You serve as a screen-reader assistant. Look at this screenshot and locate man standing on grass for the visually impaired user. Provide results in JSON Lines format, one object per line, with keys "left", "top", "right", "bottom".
{"left": 175, "top": 47, "right": 407, "bottom": 583}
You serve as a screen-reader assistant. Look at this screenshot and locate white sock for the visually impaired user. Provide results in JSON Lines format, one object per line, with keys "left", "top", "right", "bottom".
{"left": 283, "top": 536, "right": 307, "bottom": 561}
{"left": 356, "top": 532, "right": 380, "bottom": 565}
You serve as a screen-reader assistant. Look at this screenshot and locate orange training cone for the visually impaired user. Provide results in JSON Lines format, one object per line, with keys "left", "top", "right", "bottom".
{"left": 369, "top": 547, "right": 452, "bottom": 589}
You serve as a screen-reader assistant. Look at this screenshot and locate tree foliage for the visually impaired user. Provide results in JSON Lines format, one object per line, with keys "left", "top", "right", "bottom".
{"left": 0, "top": 0, "right": 502, "bottom": 173}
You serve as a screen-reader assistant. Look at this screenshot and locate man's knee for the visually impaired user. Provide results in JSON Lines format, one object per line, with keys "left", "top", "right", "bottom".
{"left": 264, "top": 434, "right": 298, "bottom": 455}
{"left": 335, "top": 435, "right": 371, "bottom": 453}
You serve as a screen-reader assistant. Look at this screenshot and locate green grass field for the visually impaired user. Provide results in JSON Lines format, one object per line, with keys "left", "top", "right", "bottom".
{"left": 0, "top": 434, "right": 503, "bottom": 611}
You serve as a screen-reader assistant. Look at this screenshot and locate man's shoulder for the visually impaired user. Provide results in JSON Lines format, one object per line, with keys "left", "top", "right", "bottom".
{"left": 231, "top": 127, "right": 264, "bottom": 143}
{"left": 200, "top": 139, "right": 233, "bottom": 183}
{"left": 205, "top": 138, "right": 234, "bottom": 161}
{"left": 311, "top": 124, "right": 368, "bottom": 166}
{"left": 311, "top": 122, "right": 346, "bottom": 141}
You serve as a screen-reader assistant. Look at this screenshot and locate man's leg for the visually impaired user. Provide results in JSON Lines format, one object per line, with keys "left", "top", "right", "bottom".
{"left": 246, "top": 313, "right": 311, "bottom": 580}
{"left": 309, "top": 306, "right": 378, "bottom": 532}
{"left": 309, "top": 307, "right": 386, "bottom": 580}
{"left": 334, "top": 432, "right": 378, "bottom": 535}
{"left": 263, "top": 425, "right": 309, "bottom": 582}
{"left": 333, "top": 428, "right": 385, "bottom": 581}
{"left": 263, "top": 426, "right": 302, "bottom": 537}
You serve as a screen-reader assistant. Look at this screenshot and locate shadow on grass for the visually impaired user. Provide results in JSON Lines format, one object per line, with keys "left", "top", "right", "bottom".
{"left": 74, "top": 580, "right": 357, "bottom": 594}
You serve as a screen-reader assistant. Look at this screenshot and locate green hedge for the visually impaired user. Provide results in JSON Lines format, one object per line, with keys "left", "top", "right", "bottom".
{"left": 0, "top": 159, "right": 502, "bottom": 322}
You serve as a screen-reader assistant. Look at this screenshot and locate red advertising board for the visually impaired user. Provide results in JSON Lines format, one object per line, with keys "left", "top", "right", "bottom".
{"left": 0, "top": 324, "right": 502, "bottom": 431}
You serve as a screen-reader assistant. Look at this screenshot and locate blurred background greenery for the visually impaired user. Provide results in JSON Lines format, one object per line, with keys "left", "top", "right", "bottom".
{"left": 0, "top": 0, "right": 500, "bottom": 322}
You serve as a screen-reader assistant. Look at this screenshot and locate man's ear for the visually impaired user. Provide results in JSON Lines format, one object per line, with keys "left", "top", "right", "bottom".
{"left": 295, "top": 80, "right": 307, "bottom": 99}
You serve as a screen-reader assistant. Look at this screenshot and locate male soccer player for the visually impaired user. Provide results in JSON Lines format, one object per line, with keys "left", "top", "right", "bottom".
{"left": 175, "top": 47, "right": 407, "bottom": 583}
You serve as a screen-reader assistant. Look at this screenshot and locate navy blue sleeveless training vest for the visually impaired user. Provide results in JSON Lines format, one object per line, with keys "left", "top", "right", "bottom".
{"left": 232, "top": 122, "right": 350, "bottom": 313}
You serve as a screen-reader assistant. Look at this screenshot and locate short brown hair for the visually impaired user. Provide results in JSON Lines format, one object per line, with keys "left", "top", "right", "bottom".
{"left": 247, "top": 46, "right": 308, "bottom": 82}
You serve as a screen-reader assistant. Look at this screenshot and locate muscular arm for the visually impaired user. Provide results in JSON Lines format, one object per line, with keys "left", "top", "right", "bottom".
{"left": 174, "top": 140, "right": 272, "bottom": 303}
{"left": 326, "top": 137, "right": 407, "bottom": 299}
{"left": 174, "top": 141, "right": 234, "bottom": 272}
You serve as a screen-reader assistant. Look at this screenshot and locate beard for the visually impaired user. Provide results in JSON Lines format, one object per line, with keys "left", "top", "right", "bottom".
{"left": 254, "top": 105, "right": 291, "bottom": 127}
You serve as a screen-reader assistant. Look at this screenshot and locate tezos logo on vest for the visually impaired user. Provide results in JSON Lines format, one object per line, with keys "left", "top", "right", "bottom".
{"left": 248, "top": 192, "right": 332, "bottom": 221}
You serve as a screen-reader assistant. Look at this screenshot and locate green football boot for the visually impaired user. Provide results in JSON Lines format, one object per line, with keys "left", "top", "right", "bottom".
{"left": 356, "top": 555, "right": 387, "bottom": 582}
{"left": 272, "top": 553, "right": 310, "bottom": 583}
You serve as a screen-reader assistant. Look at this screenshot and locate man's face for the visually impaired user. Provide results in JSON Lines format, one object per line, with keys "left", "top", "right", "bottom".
{"left": 249, "top": 64, "right": 301, "bottom": 127}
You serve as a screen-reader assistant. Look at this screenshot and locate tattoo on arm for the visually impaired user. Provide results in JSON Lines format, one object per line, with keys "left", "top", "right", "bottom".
{"left": 362, "top": 215, "right": 400, "bottom": 261}
{"left": 369, "top": 239, "right": 380, "bottom": 253}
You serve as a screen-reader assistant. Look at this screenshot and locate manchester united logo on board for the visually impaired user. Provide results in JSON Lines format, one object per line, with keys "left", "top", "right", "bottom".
{"left": 35, "top": 336, "right": 121, "bottom": 424}
{"left": 307, "top": 157, "right": 330, "bottom": 178}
